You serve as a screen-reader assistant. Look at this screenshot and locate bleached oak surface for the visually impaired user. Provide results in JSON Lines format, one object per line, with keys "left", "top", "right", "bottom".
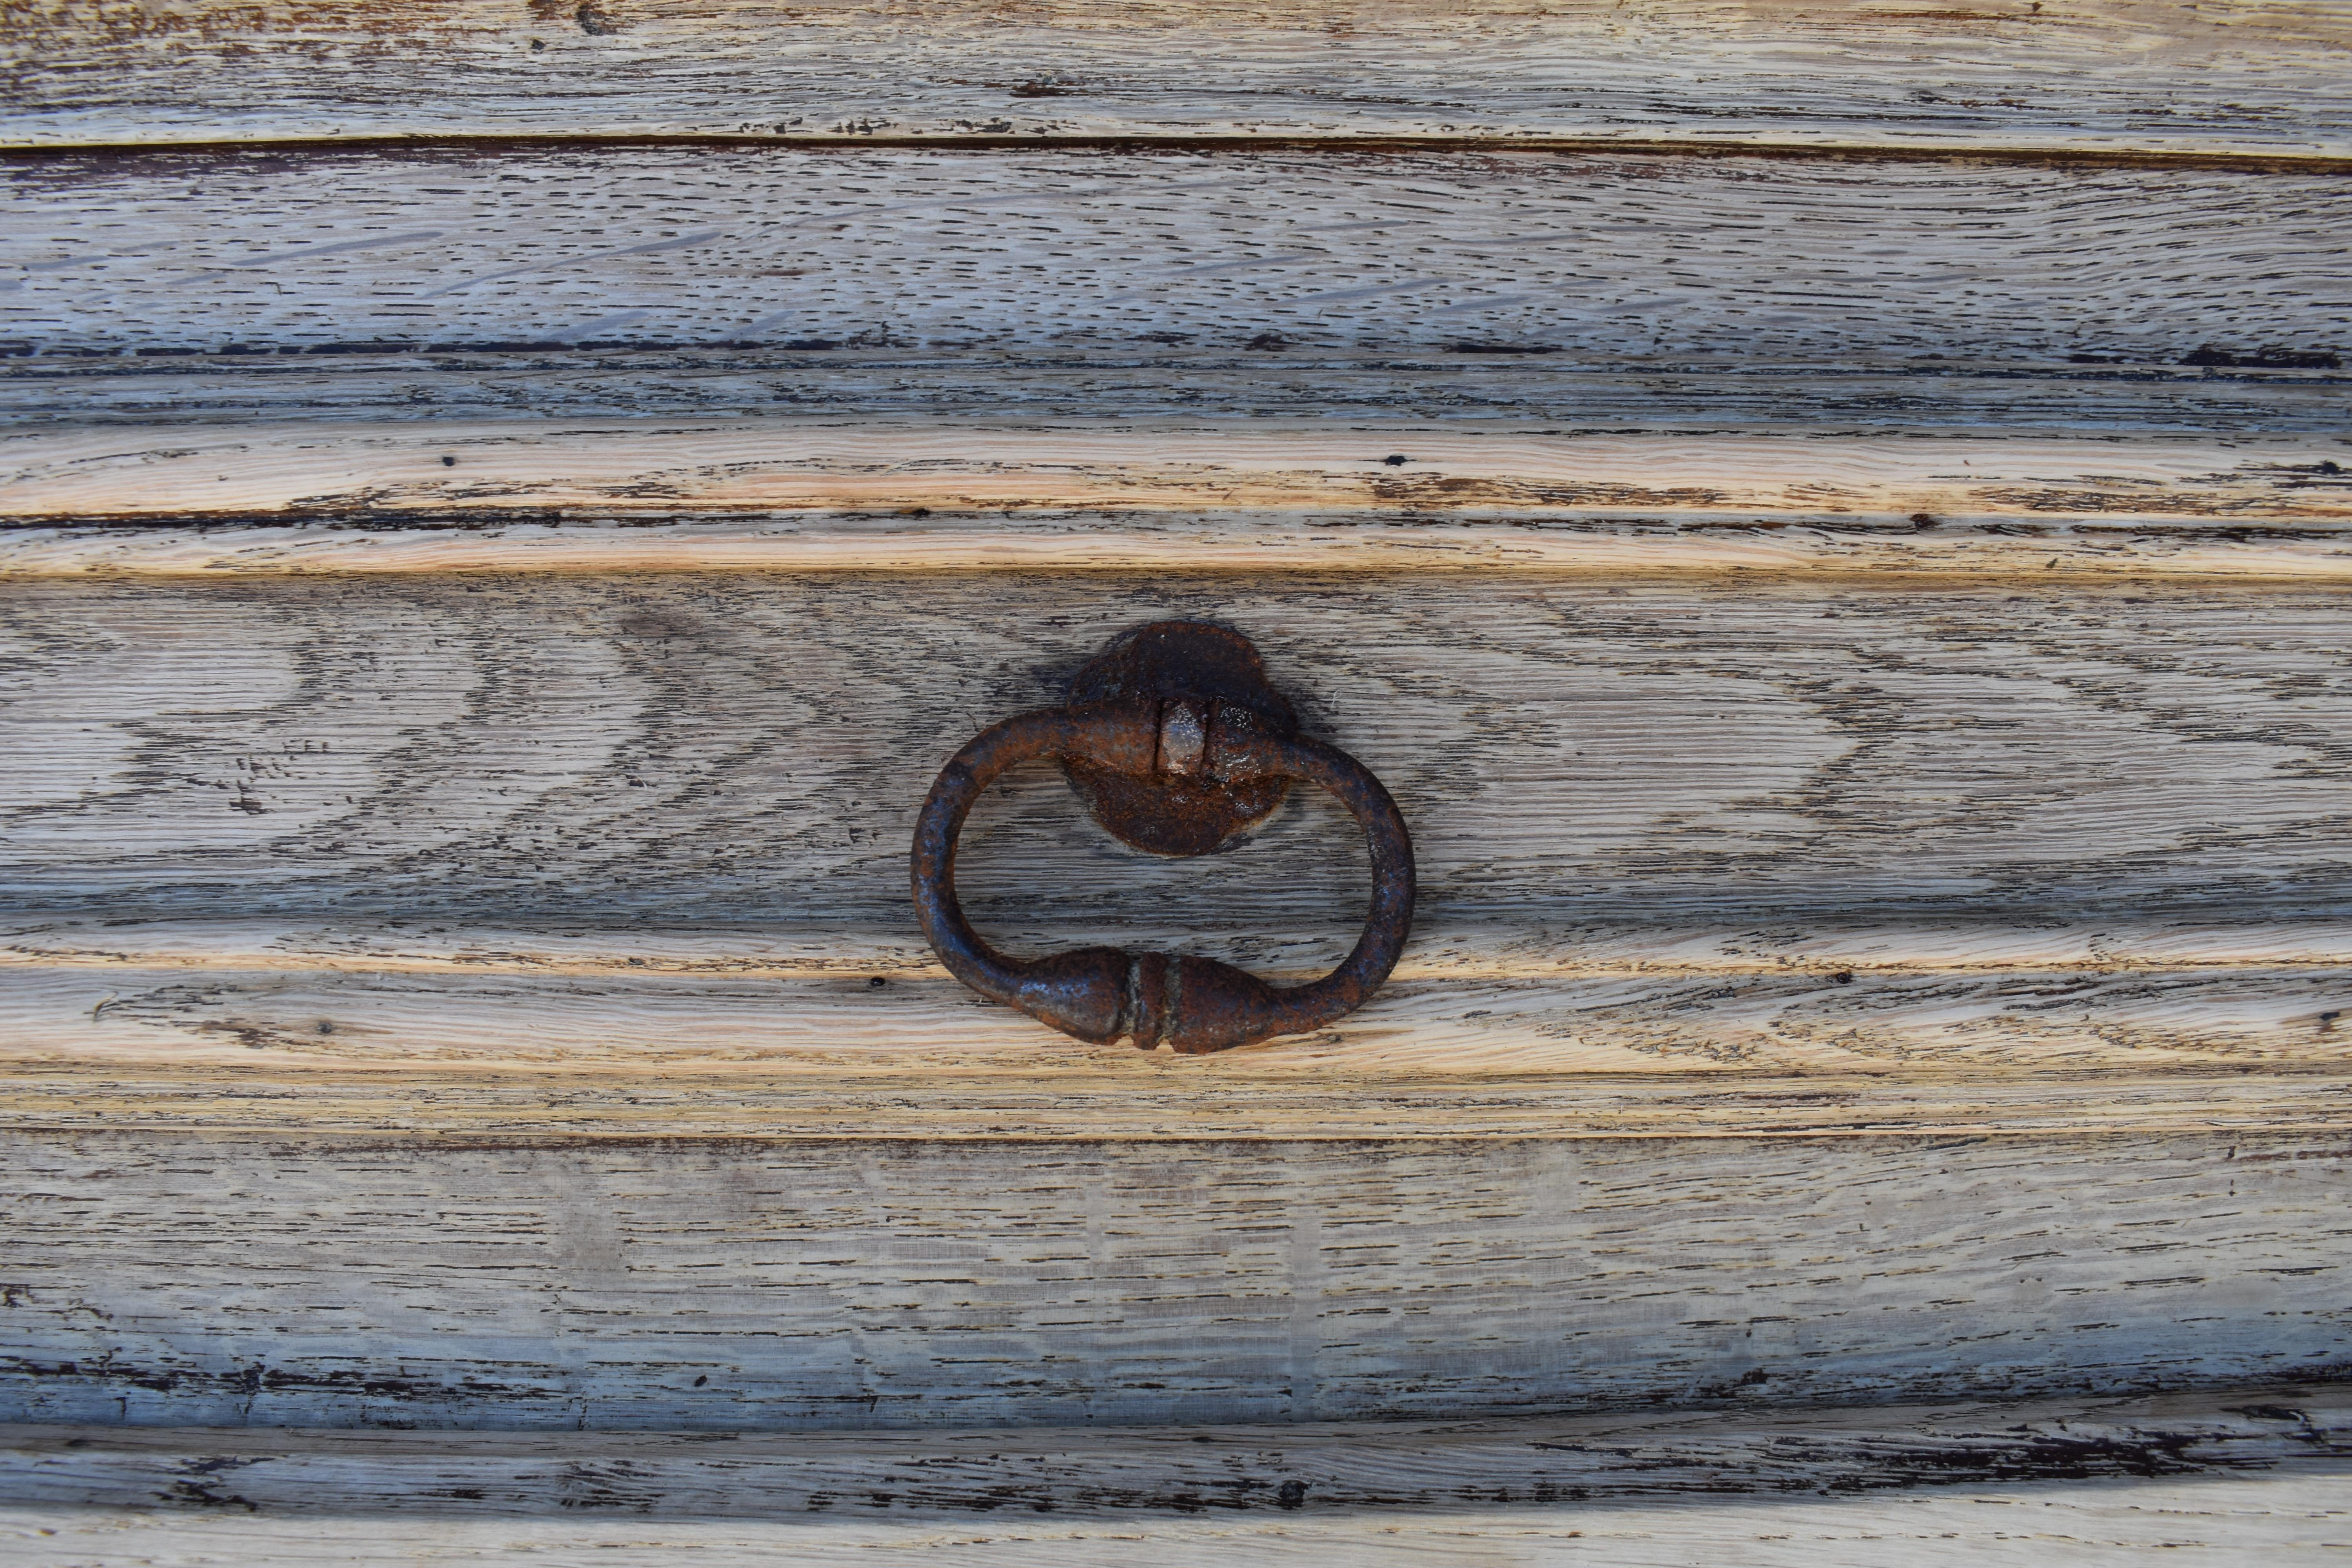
{"left": 6, "top": 0, "right": 2349, "bottom": 157}
{"left": 3, "top": 1128, "right": 2347, "bottom": 1428}
{"left": 7, "top": 428, "right": 2352, "bottom": 559}
{"left": 8, "top": 916, "right": 2352, "bottom": 1127}
{"left": 6, "top": 149, "right": 2347, "bottom": 364}
{"left": 5, "top": 1387, "right": 2346, "bottom": 1513}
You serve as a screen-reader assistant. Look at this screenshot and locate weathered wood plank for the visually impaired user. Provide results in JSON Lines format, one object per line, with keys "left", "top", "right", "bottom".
{"left": 25, "top": 912, "right": 2352, "bottom": 980}
{"left": 7, "top": 1470, "right": 2348, "bottom": 1565}
{"left": 2, "top": 355, "right": 2345, "bottom": 436}
{"left": 2, "top": 1128, "right": 2346, "bottom": 1430}
{"left": 10, "top": 572, "right": 2352, "bottom": 929}
{"left": 5, "top": 149, "right": 2346, "bottom": 365}
{"left": 12, "top": 920, "right": 2352, "bottom": 1139}
{"left": 6, "top": 0, "right": 2349, "bottom": 156}
{"left": 6, "top": 428, "right": 2352, "bottom": 553}
{"left": 20, "top": 512, "right": 2352, "bottom": 581}
{"left": 5, "top": 1387, "right": 2346, "bottom": 1514}
{"left": 11, "top": 955, "right": 2352, "bottom": 1082}
{"left": 7, "top": 1061, "right": 2350, "bottom": 1139}
{"left": 5, "top": 1470, "right": 2350, "bottom": 1565}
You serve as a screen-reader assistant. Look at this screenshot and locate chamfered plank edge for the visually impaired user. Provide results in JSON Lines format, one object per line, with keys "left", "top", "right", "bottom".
{"left": 3, "top": 1063, "right": 2348, "bottom": 1139}
{"left": 4, "top": 359, "right": 2344, "bottom": 436}
{"left": 20, "top": 515, "right": 2352, "bottom": 583}
{"left": 11, "top": 915, "right": 2352, "bottom": 1133}
{"left": 3, "top": 1476, "right": 2347, "bottom": 1563}
{"left": 3, "top": 1127, "right": 2346, "bottom": 1431}
{"left": 5, "top": 426, "right": 2350, "bottom": 579}
{"left": 3, "top": 1385, "right": 2345, "bottom": 1515}
{"left": 24, "top": 913, "right": 2352, "bottom": 978}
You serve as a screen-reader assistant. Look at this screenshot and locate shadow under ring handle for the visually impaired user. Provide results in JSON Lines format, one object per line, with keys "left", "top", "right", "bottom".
{"left": 911, "top": 700, "right": 1416, "bottom": 1053}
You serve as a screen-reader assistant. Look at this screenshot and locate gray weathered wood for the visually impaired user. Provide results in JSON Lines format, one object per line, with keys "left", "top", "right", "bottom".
{"left": 3, "top": 1127, "right": 2347, "bottom": 1430}
{"left": 6, "top": 354, "right": 2344, "bottom": 435}
{"left": 9, "top": 1472, "right": 2350, "bottom": 1565}
{"left": 5, "top": 1386, "right": 2345, "bottom": 1513}
{"left": 4, "top": 1470, "right": 2349, "bottom": 1565}
{"left": 7, "top": 0, "right": 2349, "bottom": 156}
{"left": 5, "top": 148, "right": 2346, "bottom": 365}
{"left": 10, "top": 571, "right": 2352, "bottom": 927}
{"left": 9, "top": 16, "right": 2352, "bottom": 1465}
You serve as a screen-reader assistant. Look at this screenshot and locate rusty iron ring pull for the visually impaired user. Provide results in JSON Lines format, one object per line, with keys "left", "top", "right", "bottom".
{"left": 911, "top": 621, "right": 1415, "bottom": 1053}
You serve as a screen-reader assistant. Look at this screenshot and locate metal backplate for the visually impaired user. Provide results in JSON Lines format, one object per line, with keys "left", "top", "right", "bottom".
{"left": 1063, "top": 621, "right": 1299, "bottom": 857}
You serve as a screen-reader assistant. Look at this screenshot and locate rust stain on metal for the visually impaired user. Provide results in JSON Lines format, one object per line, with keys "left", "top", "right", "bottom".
{"left": 911, "top": 620, "right": 1414, "bottom": 1053}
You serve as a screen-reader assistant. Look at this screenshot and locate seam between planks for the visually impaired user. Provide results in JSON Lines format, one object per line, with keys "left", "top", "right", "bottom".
{"left": 8, "top": 134, "right": 2352, "bottom": 174}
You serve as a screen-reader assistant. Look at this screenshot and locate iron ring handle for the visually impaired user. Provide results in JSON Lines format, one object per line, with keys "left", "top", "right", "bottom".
{"left": 911, "top": 698, "right": 1416, "bottom": 1053}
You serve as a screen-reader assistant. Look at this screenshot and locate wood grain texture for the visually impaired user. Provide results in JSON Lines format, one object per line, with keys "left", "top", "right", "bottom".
{"left": 3, "top": 1128, "right": 2347, "bottom": 1429}
{"left": 5, "top": 1471, "right": 2351, "bottom": 1565}
{"left": 13, "top": 571, "right": 2352, "bottom": 1129}
{"left": 5, "top": 149, "right": 2347, "bottom": 366}
{"left": 12, "top": 572, "right": 2352, "bottom": 929}
{"left": 9, "top": 947, "right": 2352, "bottom": 1105}
{"left": 7, "top": 1471, "right": 2349, "bottom": 1565}
{"left": 6, "top": 425, "right": 2352, "bottom": 538}
{"left": 3, "top": 354, "right": 2346, "bottom": 437}
{"left": 24, "top": 511, "right": 2352, "bottom": 582}
{"left": 7, "top": 1062, "right": 2350, "bottom": 1140}
{"left": 6, "top": 0, "right": 2349, "bottom": 157}
{"left": 5, "top": 1386, "right": 2347, "bottom": 1513}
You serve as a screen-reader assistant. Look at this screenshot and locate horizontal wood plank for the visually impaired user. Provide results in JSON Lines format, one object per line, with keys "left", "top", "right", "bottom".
{"left": 7, "top": 0, "right": 2349, "bottom": 157}
{"left": 11, "top": 568, "right": 2352, "bottom": 1129}
{"left": 10, "top": 944, "right": 2352, "bottom": 1092}
{"left": 7, "top": 431, "right": 2352, "bottom": 582}
{"left": 5, "top": 1386, "right": 2346, "bottom": 1513}
{"left": 5, "top": 148, "right": 2346, "bottom": 367}
{"left": 27, "top": 912, "right": 2352, "bottom": 980}
{"left": 11, "top": 572, "right": 2352, "bottom": 928}
{"left": 20, "top": 510, "right": 2352, "bottom": 581}
{"left": 3, "top": 355, "right": 2346, "bottom": 436}
{"left": 5, "top": 1469, "right": 2349, "bottom": 1564}
{"left": 3, "top": 1127, "right": 2347, "bottom": 1429}
{"left": 8, "top": 1062, "right": 2350, "bottom": 1140}
{"left": 13, "top": 5, "right": 2352, "bottom": 1465}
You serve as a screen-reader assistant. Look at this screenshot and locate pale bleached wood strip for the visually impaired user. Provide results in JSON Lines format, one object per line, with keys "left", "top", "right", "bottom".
{"left": 6, "top": 1387, "right": 2345, "bottom": 1515}
{"left": 24, "top": 915, "right": 2352, "bottom": 979}
{"left": 5, "top": 1060, "right": 2348, "bottom": 1138}
{"left": 14, "top": 958, "right": 2352, "bottom": 1078}
{"left": 15, "top": 512, "right": 2352, "bottom": 581}
{"left": 4, "top": 427, "right": 2350, "bottom": 560}
{"left": 13, "top": 573, "right": 2352, "bottom": 928}
{"left": 8, "top": 1474, "right": 2346, "bottom": 1566}
{"left": 3, "top": 358, "right": 2344, "bottom": 435}
{"left": 5, "top": 150, "right": 2345, "bottom": 365}
{"left": 5, "top": 1473, "right": 2349, "bottom": 1566}
{"left": 4, "top": 1128, "right": 2346, "bottom": 1428}
{"left": 6, "top": 0, "right": 2348, "bottom": 156}
{"left": 3, "top": 1047, "right": 2317, "bottom": 1158}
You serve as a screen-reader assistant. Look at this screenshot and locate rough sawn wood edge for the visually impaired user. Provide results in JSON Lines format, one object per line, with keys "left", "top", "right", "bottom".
{"left": 6, "top": 1064, "right": 2348, "bottom": 1140}
{"left": 3, "top": 1385, "right": 2345, "bottom": 1516}
{"left": 23, "top": 914, "right": 2352, "bottom": 979}
{"left": 6, "top": 426, "right": 2351, "bottom": 580}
